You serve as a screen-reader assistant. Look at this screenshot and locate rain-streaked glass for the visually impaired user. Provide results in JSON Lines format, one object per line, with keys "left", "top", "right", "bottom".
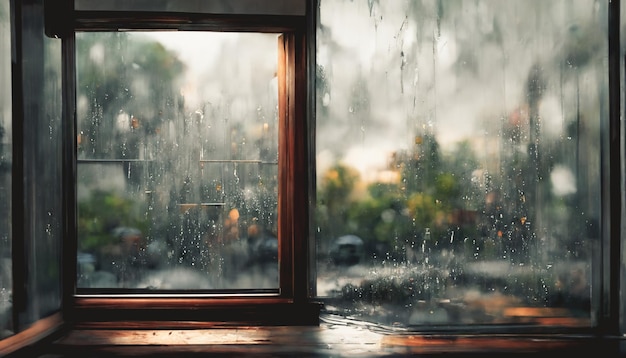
{"left": 22, "top": 0, "right": 63, "bottom": 327}
{"left": 0, "top": 0, "right": 12, "bottom": 338}
{"left": 76, "top": 32, "right": 279, "bottom": 290}
{"left": 316, "top": 0, "right": 604, "bottom": 327}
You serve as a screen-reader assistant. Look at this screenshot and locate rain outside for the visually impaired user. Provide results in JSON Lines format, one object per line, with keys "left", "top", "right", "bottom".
{"left": 69, "top": 0, "right": 603, "bottom": 328}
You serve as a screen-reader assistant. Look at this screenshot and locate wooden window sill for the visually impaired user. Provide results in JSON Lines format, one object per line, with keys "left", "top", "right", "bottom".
{"left": 26, "top": 318, "right": 617, "bottom": 357}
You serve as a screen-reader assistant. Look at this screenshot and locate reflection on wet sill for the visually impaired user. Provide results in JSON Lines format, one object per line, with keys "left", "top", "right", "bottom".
{"left": 45, "top": 315, "right": 608, "bottom": 357}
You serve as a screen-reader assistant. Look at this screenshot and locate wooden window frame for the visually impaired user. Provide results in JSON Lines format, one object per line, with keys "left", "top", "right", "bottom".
{"left": 0, "top": 0, "right": 65, "bottom": 354}
{"left": 58, "top": 3, "right": 320, "bottom": 326}
{"left": 1, "top": 0, "right": 619, "bottom": 349}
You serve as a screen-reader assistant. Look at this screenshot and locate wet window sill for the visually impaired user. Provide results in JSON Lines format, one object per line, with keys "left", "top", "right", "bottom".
{"left": 21, "top": 316, "right": 624, "bottom": 357}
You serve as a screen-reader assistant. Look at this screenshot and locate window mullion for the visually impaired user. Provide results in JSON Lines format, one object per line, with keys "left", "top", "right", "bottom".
{"left": 277, "top": 33, "right": 293, "bottom": 298}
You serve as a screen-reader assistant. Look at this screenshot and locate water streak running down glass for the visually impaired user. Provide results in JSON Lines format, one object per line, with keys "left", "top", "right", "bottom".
{"left": 76, "top": 32, "right": 280, "bottom": 290}
{"left": 316, "top": 0, "right": 604, "bottom": 327}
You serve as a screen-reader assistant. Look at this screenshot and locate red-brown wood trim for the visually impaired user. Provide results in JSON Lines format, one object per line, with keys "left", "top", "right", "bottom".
{"left": 278, "top": 33, "right": 294, "bottom": 298}
{"left": 291, "top": 29, "right": 309, "bottom": 303}
{"left": 70, "top": 298, "right": 321, "bottom": 326}
{"left": 66, "top": 19, "right": 315, "bottom": 324}
{"left": 0, "top": 312, "right": 64, "bottom": 357}
{"left": 74, "top": 297, "right": 293, "bottom": 309}
{"left": 278, "top": 30, "right": 309, "bottom": 302}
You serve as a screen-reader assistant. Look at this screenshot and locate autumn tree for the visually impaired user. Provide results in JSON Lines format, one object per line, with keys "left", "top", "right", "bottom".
{"left": 316, "top": 163, "right": 360, "bottom": 252}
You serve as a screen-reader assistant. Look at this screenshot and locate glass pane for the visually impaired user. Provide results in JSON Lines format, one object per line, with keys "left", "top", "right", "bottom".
{"left": 0, "top": 0, "right": 12, "bottom": 338}
{"left": 21, "top": 0, "right": 63, "bottom": 327}
{"left": 29, "top": 25, "right": 63, "bottom": 322}
{"left": 76, "top": 32, "right": 279, "bottom": 290}
{"left": 316, "top": 0, "right": 604, "bottom": 328}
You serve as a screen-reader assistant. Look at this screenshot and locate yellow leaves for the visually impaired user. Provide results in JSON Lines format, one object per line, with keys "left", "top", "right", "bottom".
{"left": 324, "top": 169, "right": 340, "bottom": 185}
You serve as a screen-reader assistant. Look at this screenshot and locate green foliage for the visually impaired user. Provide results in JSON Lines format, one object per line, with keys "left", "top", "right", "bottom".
{"left": 401, "top": 134, "right": 442, "bottom": 194}
{"left": 407, "top": 192, "right": 439, "bottom": 227}
{"left": 316, "top": 163, "right": 361, "bottom": 247}
{"left": 317, "top": 135, "right": 478, "bottom": 254}
{"left": 434, "top": 172, "right": 459, "bottom": 204}
{"left": 317, "top": 163, "right": 360, "bottom": 228}
{"left": 133, "top": 41, "right": 185, "bottom": 83}
{"left": 78, "top": 190, "right": 148, "bottom": 252}
{"left": 345, "top": 183, "right": 412, "bottom": 256}
{"left": 345, "top": 197, "right": 382, "bottom": 242}
{"left": 319, "top": 163, "right": 360, "bottom": 204}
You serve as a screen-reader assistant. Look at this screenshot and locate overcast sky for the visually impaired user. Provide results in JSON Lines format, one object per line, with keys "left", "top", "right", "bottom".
{"left": 144, "top": 0, "right": 604, "bottom": 189}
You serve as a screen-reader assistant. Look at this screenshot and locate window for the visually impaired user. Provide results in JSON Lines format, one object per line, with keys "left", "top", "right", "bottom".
{"left": 75, "top": 31, "right": 281, "bottom": 292}
{"left": 315, "top": 0, "right": 609, "bottom": 329}
{"left": 65, "top": 0, "right": 316, "bottom": 323}
{"left": 3, "top": 0, "right": 626, "bottom": 355}
{"left": 0, "top": 0, "right": 64, "bottom": 354}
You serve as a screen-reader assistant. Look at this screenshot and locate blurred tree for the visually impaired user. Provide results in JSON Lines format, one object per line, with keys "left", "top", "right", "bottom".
{"left": 443, "top": 140, "right": 483, "bottom": 211}
{"left": 317, "top": 163, "right": 360, "bottom": 250}
{"left": 401, "top": 134, "right": 441, "bottom": 195}
{"left": 78, "top": 190, "right": 148, "bottom": 252}
{"left": 346, "top": 183, "right": 411, "bottom": 260}
{"left": 76, "top": 33, "right": 185, "bottom": 161}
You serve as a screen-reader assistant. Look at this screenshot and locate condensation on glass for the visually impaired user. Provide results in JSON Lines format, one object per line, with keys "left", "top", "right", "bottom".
{"left": 21, "top": 0, "right": 63, "bottom": 327}
{"left": 76, "top": 32, "right": 280, "bottom": 290}
{"left": 0, "top": 0, "right": 12, "bottom": 339}
{"left": 316, "top": 0, "right": 605, "bottom": 327}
